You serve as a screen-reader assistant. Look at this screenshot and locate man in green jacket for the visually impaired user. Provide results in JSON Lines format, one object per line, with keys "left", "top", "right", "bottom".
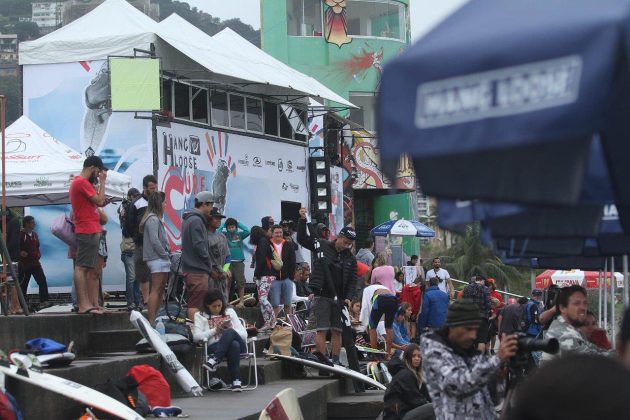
{"left": 221, "top": 217, "right": 250, "bottom": 307}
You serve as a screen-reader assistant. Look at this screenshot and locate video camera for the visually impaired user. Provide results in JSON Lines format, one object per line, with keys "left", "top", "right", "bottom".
{"left": 516, "top": 333, "right": 559, "bottom": 354}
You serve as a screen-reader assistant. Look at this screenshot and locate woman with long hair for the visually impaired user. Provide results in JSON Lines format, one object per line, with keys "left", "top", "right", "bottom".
{"left": 192, "top": 289, "right": 248, "bottom": 391}
{"left": 383, "top": 343, "right": 434, "bottom": 420}
{"left": 139, "top": 191, "right": 169, "bottom": 324}
{"left": 250, "top": 225, "right": 275, "bottom": 331}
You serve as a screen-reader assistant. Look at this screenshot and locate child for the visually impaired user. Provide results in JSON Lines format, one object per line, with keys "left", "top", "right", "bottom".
{"left": 392, "top": 303, "right": 412, "bottom": 353}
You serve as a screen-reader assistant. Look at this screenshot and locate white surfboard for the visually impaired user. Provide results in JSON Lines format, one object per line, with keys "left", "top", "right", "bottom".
{"left": 129, "top": 310, "right": 203, "bottom": 396}
{"left": 0, "top": 357, "right": 143, "bottom": 420}
{"left": 270, "top": 354, "right": 386, "bottom": 391}
{"left": 259, "top": 387, "right": 304, "bottom": 420}
{"left": 355, "top": 345, "right": 388, "bottom": 356}
{"left": 10, "top": 352, "right": 75, "bottom": 368}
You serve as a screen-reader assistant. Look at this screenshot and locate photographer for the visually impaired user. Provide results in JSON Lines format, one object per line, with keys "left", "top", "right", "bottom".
{"left": 421, "top": 299, "right": 518, "bottom": 419}
{"left": 543, "top": 285, "right": 612, "bottom": 361}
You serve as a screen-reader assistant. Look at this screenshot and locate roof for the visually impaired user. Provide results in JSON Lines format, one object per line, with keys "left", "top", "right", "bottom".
{"left": 20, "top": 0, "right": 354, "bottom": 107}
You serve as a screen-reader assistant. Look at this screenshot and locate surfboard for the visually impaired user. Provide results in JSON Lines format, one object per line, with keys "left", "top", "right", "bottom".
{"left": 366, "top": 361, "right": 392, "bottom": 386}
{"left": 0, "top": 353, "right": 143, "bottom": 420}
{"left": 355, "top": 345, "right": 388, "bottom": 356}
{"left": 9, "top": 351, "right": 75, "bottom": 368}
{"left": 270, "top": 354, "right": 386, "bottom": 391}
{"left": 259, "top": 387, "right": 304, "bottom": 420}
{"left": 129, "top": 310, "right": 203, "bottom": 396}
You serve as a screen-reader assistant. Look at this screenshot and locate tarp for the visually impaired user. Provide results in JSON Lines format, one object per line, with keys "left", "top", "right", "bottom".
{"left": 535, "top": 269, "right": 623, "bottom": 289}
{"left": 19, "top": 0, "right": 354, "bottom": 108}
{"left": 2, "top": 116, "right": 131, "bottom": 206}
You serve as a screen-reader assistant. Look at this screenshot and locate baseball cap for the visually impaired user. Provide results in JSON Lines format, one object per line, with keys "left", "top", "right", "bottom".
{"left": 532, "top": 289, "right": 543, "bottom": 297}
{"left": 196, "top": 191, "right": 214, "bottom": 203}
{"left": 209, "top": 208, "right": 226, "bottom": 219}
{"left": 83, "top": 155, "right": 105, "bottom": 170}
{"left": 338, "top": 226, "right": 357, "bottom": 241}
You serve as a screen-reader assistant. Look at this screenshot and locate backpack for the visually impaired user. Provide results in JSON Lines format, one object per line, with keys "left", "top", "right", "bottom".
{"left": 25, "top": 338, "right": 67, "bottom": 355}
{"left": 123, "top": 196, "right": 142, "bottom": 243}
{"left": 522, "top": 300, "right": 542, "bottom": 336}
{"left": 91, "top": 377, "right": 150, "bottom": 418}
{"left": 127, "top": 365, "right": 171, "bottom": 408}
{"left": 0, "top": 390, "right": 21, "bottom": 420}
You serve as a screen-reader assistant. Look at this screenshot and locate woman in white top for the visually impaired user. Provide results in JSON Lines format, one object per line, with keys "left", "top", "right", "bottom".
{"left": 193, "top": 289, "right": 248, "bottom": 391}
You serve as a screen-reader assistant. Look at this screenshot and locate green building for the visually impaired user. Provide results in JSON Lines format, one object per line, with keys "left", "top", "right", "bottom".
{"left": 261, "top": 0, "right": 420, "bottom": 264}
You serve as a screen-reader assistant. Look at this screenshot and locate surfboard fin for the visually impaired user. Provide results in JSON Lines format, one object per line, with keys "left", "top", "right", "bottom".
{"left": 27, "top": 354, "right": 44, "bottom": 373}
{"left": 0, "top": 350, "right": 9, "bottom": 368}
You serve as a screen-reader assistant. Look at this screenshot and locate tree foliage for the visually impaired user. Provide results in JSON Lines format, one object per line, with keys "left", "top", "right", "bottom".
{"left": 0, "top": 74, "right": 21, "bottom": 124}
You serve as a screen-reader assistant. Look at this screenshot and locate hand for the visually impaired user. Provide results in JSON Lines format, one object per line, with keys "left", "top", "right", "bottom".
{"left": 299, "top": 207, "right": 307, "bottom": 219}
{"left": 308, "top": 294, "right": 314, "bottom": 301}
{"left": 497, "top": 334, "right": 519, "bottom": 362}
{"left": 210, "top": 271, "right": 222, "bottom": 280}
{"left": 216, "top": 322, "right": 227, "bottom": 333}
{"left": 19, "top": 251, "right": 27, "bottom": 258}
{"left": 344, "top": 299, "right": 352, "bottom": 307}
{"left": 98, "top": 170, "right": 108, "bottom": 183}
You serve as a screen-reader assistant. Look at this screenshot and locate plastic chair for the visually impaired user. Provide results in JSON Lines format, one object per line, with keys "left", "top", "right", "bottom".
{"left": 202, "top": 317, "right": 258, "bottom": 391}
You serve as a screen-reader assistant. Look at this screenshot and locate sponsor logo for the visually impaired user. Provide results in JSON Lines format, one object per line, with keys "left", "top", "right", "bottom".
{"left": 6, "top": 181, "right": 22, "bottom": 189}
{"left": 265, "top": 160, "right": 276, "bottom": 167}
{"left": 603, "top": 204, "right": 618, "bottom": 221}
{"left": 289, "top": 183, "right": 299, "bottom": 193}
{"left": 296, "top": 165, "right": 306, "bottom": 172}
{"left": 34, "top": 177, "right": 52, "bottom": 187}
{"left": 278, "top": 158, "right": 284, "bottom": 172}
{"left": 287, "top": 160, "right": 294, "bottom": 173}
{"left": 253, "top": 156, "right": 262, "bottom": 167}
{"left": 282, "top": 183, "right": 289, "bottom": 191}
{"left": 415, "top": 55, "right": 582, "bottom": 128}
{"left": 162, "top": 132, "right": 199, "bottom": 169}
{"left": 238, "top": 154, "right": 249, "bottom": 167}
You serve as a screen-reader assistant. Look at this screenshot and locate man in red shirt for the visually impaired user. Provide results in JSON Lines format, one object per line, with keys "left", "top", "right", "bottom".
{"left": 69, "top": 156, "right": 107, "bottom": 314}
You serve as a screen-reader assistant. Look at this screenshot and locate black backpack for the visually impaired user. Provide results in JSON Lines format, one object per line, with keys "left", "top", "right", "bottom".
{"left": 123, "top": 196, "right": 143, "bottom": 242}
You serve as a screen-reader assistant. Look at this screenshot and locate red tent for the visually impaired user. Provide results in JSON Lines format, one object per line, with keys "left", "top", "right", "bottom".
{"left": 534, "top": 270, "right": 623, "bottom": 289}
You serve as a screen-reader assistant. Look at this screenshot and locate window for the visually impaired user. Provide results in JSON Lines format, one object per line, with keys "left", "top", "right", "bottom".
{"left": 229, "top": 94, "right": 246, "bottom": 129}
{"left": 345, "top": 0, "right": 406, "bottom": 41}
{"left": 349, "top": 92, "right": 377, "bottom": 132}
{"left": 211, "top": 91, "right": 229, "bottom": 127}
{"left": 279, "top": 106, "right": 293, "bottom": 139}
{"left": 161, "top": 79, "right": 172, "bottom": 112}
{"left": 287, "top": 0, "right": 323, "bottom": 36}
{"left": 192, "top": 87, "right": 208, "bottom": 123}
{"left": 246, "top": 98, "right": 263, "bottom": 132}
{"left": 264, "top": 101, "right": 278, "bottom": 136}
{"left": 174, "top": 82, "right": 190, "bottom": 119}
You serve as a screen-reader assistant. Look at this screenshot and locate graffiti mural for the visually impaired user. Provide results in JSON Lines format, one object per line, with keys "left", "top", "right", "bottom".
{"left": 338, "top": 45, "right": 384, "bottom": 89}
{"left": 324, "top": 0, "right": 352, "bottom": 47}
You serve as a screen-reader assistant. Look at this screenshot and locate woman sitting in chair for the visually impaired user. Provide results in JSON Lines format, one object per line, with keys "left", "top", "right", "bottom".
{"left": 193, "top": 288, "right": 248, "bottom": 391}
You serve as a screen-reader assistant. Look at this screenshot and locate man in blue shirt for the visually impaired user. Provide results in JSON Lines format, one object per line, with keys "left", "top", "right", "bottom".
{"left": 418, "top": 278, "right": 449, "bottom": 335}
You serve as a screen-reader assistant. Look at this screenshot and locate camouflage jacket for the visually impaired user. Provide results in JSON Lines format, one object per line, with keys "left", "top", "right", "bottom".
{"left": 543, "top": 316, "right": 611, "bottom": 361}
{"left": 421, "top": 330, "right": 502, "bottom": 420}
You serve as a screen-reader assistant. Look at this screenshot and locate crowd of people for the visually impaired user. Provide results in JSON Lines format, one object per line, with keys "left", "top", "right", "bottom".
{"left": 8, "top": 155, "right": 630, "bottom": 415}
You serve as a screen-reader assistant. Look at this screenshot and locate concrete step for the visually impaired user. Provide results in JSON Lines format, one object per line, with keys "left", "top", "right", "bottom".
{"left": 5, "top": 352, "right": 161, "bottom": 420}
{"left": 87, "top": 328, "right": 142, "bottom": 354}
{"left": 173, "top": 377, "right": 346, "bottom": 420}
{"left": 327, "top": 390, "right": 384, "bottom": 419}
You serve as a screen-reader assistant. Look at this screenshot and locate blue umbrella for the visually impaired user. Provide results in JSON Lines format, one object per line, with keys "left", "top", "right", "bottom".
{"left": 370, "top": 219, "right": 435, "bottom": 238}
{"left": 379, "top": 0, "right": 630, "bottom": 231}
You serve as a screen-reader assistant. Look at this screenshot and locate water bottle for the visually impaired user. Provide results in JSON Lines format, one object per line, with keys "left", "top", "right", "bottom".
{"left": 155, "top": 318, "right": 166, "bottom": 342}
{"left": 339, "top": 348, "right": 348, "bottom": 367}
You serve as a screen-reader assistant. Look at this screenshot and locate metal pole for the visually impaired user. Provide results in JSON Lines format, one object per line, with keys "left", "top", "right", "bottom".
{"left": 611, "top": 257, "right": 616, "bottom": 349}
{"left": 598, "top": 270, "right": 603, "bottom": 327}
{"left": 624, "top": 255, "right": 629, "bottom": 308}
{"left": 604, "top": 259, "right": 608, "bottom": 333}
{"left": 0, "top": 95, "right": 6, "bottom": 313}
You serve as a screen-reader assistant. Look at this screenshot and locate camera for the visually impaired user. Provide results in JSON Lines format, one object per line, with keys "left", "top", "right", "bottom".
{"left": 516, "top": 333, "right": 559, "bottom": 354}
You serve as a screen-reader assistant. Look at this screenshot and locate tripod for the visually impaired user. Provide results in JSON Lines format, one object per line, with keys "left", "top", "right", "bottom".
{"left": 500, "top": 352, "right": 534, "bottom": 418}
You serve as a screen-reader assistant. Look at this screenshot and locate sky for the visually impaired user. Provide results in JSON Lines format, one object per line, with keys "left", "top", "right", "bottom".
{"left": 181, "top": 0, "right": 469, "bottom": 39}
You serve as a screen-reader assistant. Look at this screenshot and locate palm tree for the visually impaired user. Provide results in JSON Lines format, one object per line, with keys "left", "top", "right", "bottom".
{"left": 436, "top": 224, "right": 525, "bottom": 292}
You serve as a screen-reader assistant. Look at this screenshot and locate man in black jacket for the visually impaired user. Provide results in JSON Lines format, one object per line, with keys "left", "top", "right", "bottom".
{"left": 297, "top": 208, "right": 357, "bottom": 365}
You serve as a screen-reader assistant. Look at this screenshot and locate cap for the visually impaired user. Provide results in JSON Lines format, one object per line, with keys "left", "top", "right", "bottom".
{"left": 209, "top": 208, "right": 226, "bottom": 219}
{"left": 338, "top": 226, "right": 357, "bottom": 240}
{"left": 444, "top": 299, "right": 483, "bottom": 327}
{"left": 317, "top": 223, "right": 329, "bottom": 231}
{"left": 196, "top": 191, "right": 214, "bottom": 203}
{"left": 532, "top": 289, "right": 543, "bottom": 297}
{"left": 83, "top": 155, "right": 105, "bottom": 170}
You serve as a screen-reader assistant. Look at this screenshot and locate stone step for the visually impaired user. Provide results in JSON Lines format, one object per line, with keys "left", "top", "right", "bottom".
{"left": 327, "top": 390, "right": 384, "bottom": 419}
{"left": 87, "top": 328, "right": 142, "bottom": 354}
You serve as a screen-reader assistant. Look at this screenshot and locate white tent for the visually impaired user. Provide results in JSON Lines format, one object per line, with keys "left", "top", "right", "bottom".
{"left": 2, "top": 116, "right": 131, "bottom": 206}
{"left": 20, "top": 0, "right": 355, "bottom": 107}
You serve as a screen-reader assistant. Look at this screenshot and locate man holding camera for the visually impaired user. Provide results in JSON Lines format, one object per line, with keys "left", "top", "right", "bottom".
{"left": 543, "top": 285, "right": 612, "bottom": 361}
{"left": 421, "top": 299, "right": 519, "bottom": 419}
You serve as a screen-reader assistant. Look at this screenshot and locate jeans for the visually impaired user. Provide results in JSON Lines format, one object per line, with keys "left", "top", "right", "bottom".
{"left": 207, "top": 328, "right": 247, "bottom": 382}
{"left": 19, "top": 263, "right": 49, "bottom": 303}
{"left": 269, "top": 278, "right": 293, "bottom": 307}
{"left": 402, "top": 403, "right": 435, "bottom": 420}
{"left": 122, "top": 252, "right": 142, "bottom": 307}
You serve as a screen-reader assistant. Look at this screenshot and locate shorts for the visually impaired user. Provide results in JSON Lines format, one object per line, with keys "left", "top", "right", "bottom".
{"left": 269, "top": 278, "right": 293, "bottom": 307}
{"left": 185, "top": 272, "right": 209, "bottom": 311}
{"left": 146, "top": 258, "right": 170, "bottom": 274}
{"left": 230, "top": 261, "right": 246, "bottom": 289}
{"left": 313, "top": 296, "right": 343, "bottom": 332}
{"left": 476, "top": 318, "right": 490, "bottom": 344}
{"left": 134, "top": 245, "right": 150, "bottom": 284}
{"left": 369, "top": 294, "right": 398, "bottom": 329}
{"left": 75, "top": 233, "right": 101, "bottom": 268}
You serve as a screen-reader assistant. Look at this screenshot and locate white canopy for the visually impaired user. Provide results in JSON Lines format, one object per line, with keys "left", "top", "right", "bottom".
{"left": 20, "top": 0, "right": 354, "bottom": 107}
{"left": 2, "top": 116, "right": 131, "bottom": 206}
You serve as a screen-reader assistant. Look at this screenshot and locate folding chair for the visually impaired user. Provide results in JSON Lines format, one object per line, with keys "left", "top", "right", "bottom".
{"left": 286, "top": 313, "right": 316, "bottom": 351}
{"left": 202, "top": 317, "right": 258, "bottom": 391}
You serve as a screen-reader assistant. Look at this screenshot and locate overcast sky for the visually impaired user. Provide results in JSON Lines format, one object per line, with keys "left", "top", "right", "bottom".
{"left": 182, "top": 0, "right": 468, "bottom": 39}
